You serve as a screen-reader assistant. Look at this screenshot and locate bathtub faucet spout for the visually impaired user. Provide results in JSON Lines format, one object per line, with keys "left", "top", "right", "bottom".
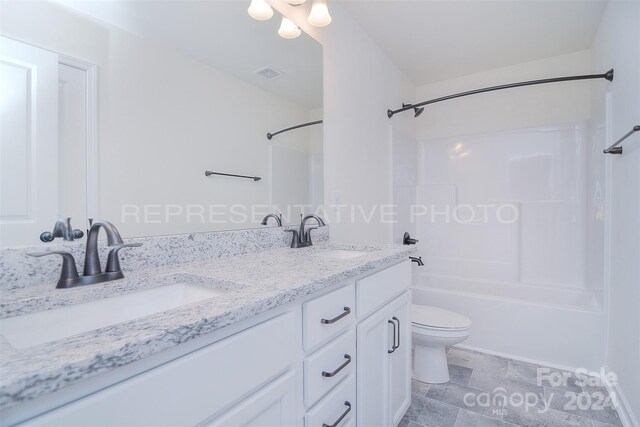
{"left": 410, "top": 256, "right": 424, "bottom": 266}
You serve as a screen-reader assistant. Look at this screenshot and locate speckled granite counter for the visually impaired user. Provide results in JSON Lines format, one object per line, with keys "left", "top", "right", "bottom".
{"left": 0, "top": 242, "right": 415, "bottom": 410}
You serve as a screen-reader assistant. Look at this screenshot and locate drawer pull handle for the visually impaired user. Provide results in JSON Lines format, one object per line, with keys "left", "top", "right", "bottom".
{"left": 392, "top": 316, "right": 401, "bottom": 350}
{"left": 321, "top": 307, "right": 351, "bottom": 324}
{"left": 322, "top": 401, "right": 352, "bottom": 427}
{"left": 322, "top": 354, "right": 352, "bottom": 377}
{"left": 388, "top": 319, "right": 396, "bottom": 353}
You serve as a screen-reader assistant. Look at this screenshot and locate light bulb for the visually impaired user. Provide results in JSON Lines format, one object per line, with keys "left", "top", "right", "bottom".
{"left": 248, "top": 0, "right": 273, "bottom": 21}
{"left": 278, "top": 17, "right": 301, "bottom": 39}
{"left": 308, "top": 0, "right": 331, "bottom": 27}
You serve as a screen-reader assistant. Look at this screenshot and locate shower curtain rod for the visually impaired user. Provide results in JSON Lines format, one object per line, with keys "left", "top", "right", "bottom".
{"left": 603, "top": 125, "right": 640, "bottom": 154}
{"left": 387, "top": 69, "right": 614, "bottom": 118}
{"left": 267, "top": 120, "right": 323, "bottom": 140}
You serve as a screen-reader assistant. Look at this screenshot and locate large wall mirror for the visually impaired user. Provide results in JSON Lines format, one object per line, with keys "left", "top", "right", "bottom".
{"left": 0, "top": 0, "right": 323, "bottom": 247}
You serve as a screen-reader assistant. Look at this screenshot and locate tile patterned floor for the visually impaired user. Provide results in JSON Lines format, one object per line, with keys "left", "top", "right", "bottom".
{"left": 401, "top": 347, "right": 624, "bottom": 427}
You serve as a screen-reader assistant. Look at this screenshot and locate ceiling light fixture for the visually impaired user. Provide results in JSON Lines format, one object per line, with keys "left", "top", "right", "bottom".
{"left": 248, "top": 0, "right": 273, "bottom": 20}
{"left": 308, "top": 0, "right": 332, "bottom": 27}
{"left": 287, "top": 0, "right": 307, "bottom": 5}
{"left": 278, "top": 17, "right": 302, "bottom": 39}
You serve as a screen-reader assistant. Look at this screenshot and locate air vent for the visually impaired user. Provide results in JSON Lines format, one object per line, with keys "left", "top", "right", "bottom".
{"left": 254, "top": 67, "right": 285, "bottom": 80}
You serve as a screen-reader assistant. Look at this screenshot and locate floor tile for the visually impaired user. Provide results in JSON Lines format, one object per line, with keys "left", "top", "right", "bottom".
{"left": 405, "top": 394, "right": 460, "bottom": 427}
{"left": 426, "top": 382, "right": 504, "bottom": 419}
{"left": 447, "top": 348, "right": 508, "bottom": 376}
{"left": 544, "top": 386, "right": 623, "bottom": 426}
{"left": 506, "top": 360, "right": 543, "bottom": 383}
{"left": 507, "top": 360, "right": 583, "bottom": 394}
{"left": 455, "top": 409, "right": 505, "bottom": 427}
{"left": 469, "top": 370, "right": 545, "bottom": 403}
{"left": 407, "top": 349, "right": 624, "bottom": 427}
{"left": 503, "top": 404, "right": 593, "bottom": 427}
{"left": 592, "top": 421, "right": 624, "bottom": 427}
{"left": 412, "top": 378, "right": 430, "bottom": 397}
{"left": 449, "top": 364, "right": 473, "bottom": 386}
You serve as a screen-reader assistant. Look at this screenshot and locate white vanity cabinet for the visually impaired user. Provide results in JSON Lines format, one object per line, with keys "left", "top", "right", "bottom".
{"left": 356, "top": 262, "right": 412, "bottom": 427}
{"left": 24, "top": 312, "right": 298, "bottom": 427}
{"left": 17, "top": 259, "right": 411, "bottom": 427}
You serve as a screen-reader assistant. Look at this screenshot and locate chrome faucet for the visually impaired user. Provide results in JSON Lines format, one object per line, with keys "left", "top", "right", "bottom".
{"left": 261, "top": 213, "right": 283, "bottom": 227}
{"left": 28, "top": 220, "right": 141, "bottom": 288}
{"left": 285, "top": 214, "right": 326, "bottom": 248}
{"left": 39, "top": 218, "right": 84, "bottom": 242}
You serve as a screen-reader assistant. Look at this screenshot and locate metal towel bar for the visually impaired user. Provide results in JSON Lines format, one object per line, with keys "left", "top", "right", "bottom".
{"left": 204, "top": 171, "right": 261, "bottom": 181}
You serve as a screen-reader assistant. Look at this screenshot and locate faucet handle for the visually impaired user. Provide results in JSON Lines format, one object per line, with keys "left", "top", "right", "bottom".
{"left": 105, "top": 243, "right": 142, "bottom": 273}
{"left": 27, "top": 251, "right": 80, "bottom": 288}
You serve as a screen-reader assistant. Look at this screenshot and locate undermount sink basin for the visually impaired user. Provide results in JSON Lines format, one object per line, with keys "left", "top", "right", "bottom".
{"left": 0, "top": 284, "right": 221, "bottom": 349}
{"left": 316, "top": 249, "right": 370, "bottom": 260}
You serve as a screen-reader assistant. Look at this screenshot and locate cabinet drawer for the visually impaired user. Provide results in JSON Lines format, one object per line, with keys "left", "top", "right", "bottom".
{"left": 305, "top": 375, "right": 355, "bottom": 427}
{"left": 356, "top": 261, "right": 410, "bottom": 318}
{"left": 303, "top": 284, "right": 355, "bottom": 351}
{"left": 28, "top": 312, "right": 296, "bottom": 427}
{"left": 304, "top": 330, "right": 355, "bottom": 408}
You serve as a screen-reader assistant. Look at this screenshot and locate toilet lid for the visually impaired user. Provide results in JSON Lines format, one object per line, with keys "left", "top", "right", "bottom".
{"left": 412, "top": 304, "right": 472, "bottom": 330}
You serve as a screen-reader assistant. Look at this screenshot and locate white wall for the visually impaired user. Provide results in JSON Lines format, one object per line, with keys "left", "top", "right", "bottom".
{"left": 416, "top": 50, "right": 592, "bottom": 140}
{"left": 271, "top": 0, "right": 415, "bottom": 244}
{"left": 1, "top": 0, "right": 315, "bottom": 237}
{"left": 591, "top": 1, "right": 640, "bottom": 424}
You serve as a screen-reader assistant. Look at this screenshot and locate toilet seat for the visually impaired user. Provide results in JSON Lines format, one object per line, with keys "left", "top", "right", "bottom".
{"left": 411, "top": 304, "right": 471, "bottom": 331}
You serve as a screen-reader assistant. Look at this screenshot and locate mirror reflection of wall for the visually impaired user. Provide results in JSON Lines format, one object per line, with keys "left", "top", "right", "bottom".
{"left": 0, "top": 0, "right": 323, "bottom": 247}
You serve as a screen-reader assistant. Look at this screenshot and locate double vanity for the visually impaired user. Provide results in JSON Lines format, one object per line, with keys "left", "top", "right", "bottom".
{"left": 0, "top": 230, "right": 415, "bottom": 426}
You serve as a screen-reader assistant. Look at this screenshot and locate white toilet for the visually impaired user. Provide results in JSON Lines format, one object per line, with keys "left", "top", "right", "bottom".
{"left": 411, "top": 304, "right": 472, "bottom": 384}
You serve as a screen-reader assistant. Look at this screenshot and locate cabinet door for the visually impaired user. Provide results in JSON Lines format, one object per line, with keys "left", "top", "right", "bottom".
{"left": 356, "top": 306, "right": 392, "bottom": 427}
{"left": 204, "top": 371, "right": 297, "bottom": 427}
{"left": 389, "top": 291, "right": 412, "bottom": 426}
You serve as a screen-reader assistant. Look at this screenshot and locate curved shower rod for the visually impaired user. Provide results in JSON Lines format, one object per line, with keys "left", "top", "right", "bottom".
{"left": 387, "top": 69, "right": 614, "bottom": 119}
{"left": 267, "top": 119, "right": 323, "bottom": 140}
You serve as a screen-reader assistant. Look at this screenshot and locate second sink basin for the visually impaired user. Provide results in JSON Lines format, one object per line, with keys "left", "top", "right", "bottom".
{"left": 0, "top": 283, "right": 221, "bottom": 349}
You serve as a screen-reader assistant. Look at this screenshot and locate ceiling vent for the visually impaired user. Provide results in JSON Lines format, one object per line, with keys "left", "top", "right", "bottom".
{"left": 254, "top": 67, "right": 285, "bottom": 80}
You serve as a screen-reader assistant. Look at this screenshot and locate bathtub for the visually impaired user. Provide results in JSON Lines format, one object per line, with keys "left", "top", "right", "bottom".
{"left": 411, "top": 272, "right": 607, "bottom": 371}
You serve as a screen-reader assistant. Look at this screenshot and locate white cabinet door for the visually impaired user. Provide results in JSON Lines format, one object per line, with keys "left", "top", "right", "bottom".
{"left": 356, "top": 305, "right": 391, "bottom": 427}
{"left": 0, "top": 36, "right": 59, "bottom": 246}
{"left": 389, "top": 291, "right": 412, "bottom": 426}
{"left": 205, "top": 371, "right": 297, "bottom": 427}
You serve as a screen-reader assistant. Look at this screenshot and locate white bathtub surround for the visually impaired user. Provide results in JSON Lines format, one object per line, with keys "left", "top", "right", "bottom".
{"left": 411, "top": 278, "right": 606, "bottom": 372}
{"left": 0, "top": 225, "right": 328, "bottom": 291}
{"left": 0, "top": 241, "right": 415, "bottom": 411}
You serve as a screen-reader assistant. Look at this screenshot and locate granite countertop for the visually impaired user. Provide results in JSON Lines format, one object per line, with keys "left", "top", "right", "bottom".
{"left": 0, "top": 242, "right": 415, "bottom": 410}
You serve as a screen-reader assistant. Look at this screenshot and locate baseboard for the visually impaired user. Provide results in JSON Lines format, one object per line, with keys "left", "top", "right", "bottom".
{"left": 452, "top": 343, "right": 587, "bottom": 373}
{"left": 603, "top": 365, "right": 639, "bottom": 427}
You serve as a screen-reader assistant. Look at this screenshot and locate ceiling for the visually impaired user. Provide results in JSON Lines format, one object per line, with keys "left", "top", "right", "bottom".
{"left": 54, "top": 0, "right": 323, "bottom": 109}
{"left": 343, "top": 0, "right": 608, "bottom": 86}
